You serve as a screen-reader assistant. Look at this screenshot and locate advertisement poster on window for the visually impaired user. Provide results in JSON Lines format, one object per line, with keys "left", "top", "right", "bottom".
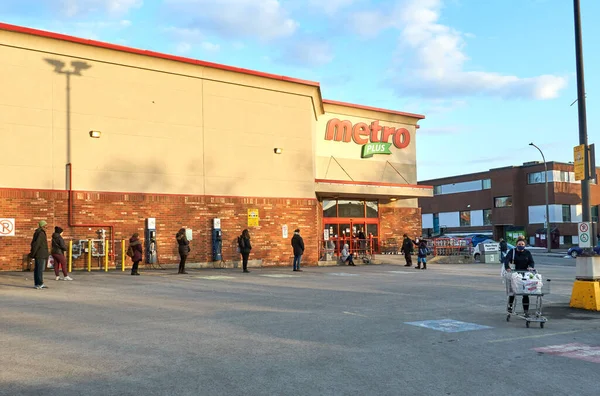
{"left": 324, "top": 229, "right": 329, "bottom": 241}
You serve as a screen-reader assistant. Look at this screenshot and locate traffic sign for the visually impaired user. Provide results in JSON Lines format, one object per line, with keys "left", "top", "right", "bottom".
{"left": 0, "top": 218, "right": 15, "bottom": 236}
{"left": 574, "top": 144, "right": 586, "bottom": 181}
{"left": 578, "top": 222, "right": 592, "bottom": 248}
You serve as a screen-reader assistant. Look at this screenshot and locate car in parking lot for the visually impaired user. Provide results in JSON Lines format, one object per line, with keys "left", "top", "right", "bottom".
{"left": 473, "top": 239, "right": 514, "bottom": 261}
{"left": 566, "top": 245, "right": 600, "bottom": 258}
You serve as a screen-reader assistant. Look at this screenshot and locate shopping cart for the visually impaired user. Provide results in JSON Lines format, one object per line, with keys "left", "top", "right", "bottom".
{"left": 504, "top": 269, "right": 551, "bottom": 328}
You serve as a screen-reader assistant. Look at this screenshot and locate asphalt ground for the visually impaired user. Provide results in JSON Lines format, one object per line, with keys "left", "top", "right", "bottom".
{"left": 1, "top": 258, "right": 600, "bottom": 396}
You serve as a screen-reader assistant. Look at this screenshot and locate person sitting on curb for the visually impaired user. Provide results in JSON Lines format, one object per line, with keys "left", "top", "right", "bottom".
{"left": 341, "top": 243, "right": 355, "bottom": 266}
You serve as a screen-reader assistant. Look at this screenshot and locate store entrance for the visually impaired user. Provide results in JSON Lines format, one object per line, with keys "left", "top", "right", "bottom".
{"left": 321, "top": 200, "right": 380, "bottom": 260}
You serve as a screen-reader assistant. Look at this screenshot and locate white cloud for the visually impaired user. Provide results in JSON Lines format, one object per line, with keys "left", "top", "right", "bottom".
{"left": 308, "top": 0, "right": 355, "bottom": 15}
{"left": 201, "top": 42, "right": 220, "bottom": 52}
{"left": 165, "top": 0, "right": 298, "bottom": 41}
{"left": 60, "top": 0, "right": 143, "bottom": 17}
{"left": 354, "top": 0, "right": 567, "bottom": 100}
{"left": 175, "top": 42, "right": 192, "bottom": 54}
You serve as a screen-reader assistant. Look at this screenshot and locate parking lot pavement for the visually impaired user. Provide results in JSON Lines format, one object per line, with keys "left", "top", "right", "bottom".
{"left": 1, "top": 264, "right": 600, "bottom": 396}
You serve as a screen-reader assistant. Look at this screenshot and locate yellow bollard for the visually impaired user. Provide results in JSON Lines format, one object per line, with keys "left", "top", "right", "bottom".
{"left": 68, "top": 240, "right": 73, "bottom": 272}
{"left": 121, "top": 239, "right": 126, "bottom": 272}
{"left": 87, "top": 238, "right": 92, "bottom": 272}
{"left": 104, "top": 238, "right": 109, "bottom": 272}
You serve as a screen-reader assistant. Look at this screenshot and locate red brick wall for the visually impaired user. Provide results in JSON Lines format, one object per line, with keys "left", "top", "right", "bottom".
{"left": 379, "top": 206, "right": 422, "bottom": 240}
{"left": 0, "top": 188, "right": 318, "bottom": 271}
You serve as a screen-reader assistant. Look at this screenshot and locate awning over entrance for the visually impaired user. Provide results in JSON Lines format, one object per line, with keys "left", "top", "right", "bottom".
{"left": 315, "top": 179, "right": 433, "bottom": 201}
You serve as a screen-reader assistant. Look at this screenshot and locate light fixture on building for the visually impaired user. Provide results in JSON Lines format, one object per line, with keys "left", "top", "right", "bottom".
{"left": 390, "top": 198, "right": 397, "bottom": 201}
{"left": 467, "top": 204, "right": 471, "bottom": 208}
{"left": 89, "top": 130, "right": 102, "bottom": 138}
{"left": 274, "top": 148, "right": 283, "bottom": 154}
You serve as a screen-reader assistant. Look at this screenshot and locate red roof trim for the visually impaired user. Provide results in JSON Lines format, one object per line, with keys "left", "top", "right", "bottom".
{"left": 323, "top": 99, "right": 425, "bottom": 119}
{"left": 315, "top": 179, "right": 433, "bottom": 189}
{"left": 0, "top": 22, "right": 320, "bottom": 88}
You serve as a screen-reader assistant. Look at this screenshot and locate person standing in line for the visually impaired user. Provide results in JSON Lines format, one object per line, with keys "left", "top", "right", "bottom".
{"left": 30, "top": 220, "right": 50, "bottom": 289}
{"left": 416, "top": 239, "right": 428, "bottom": 270}
{"left": 358, "top": 228, "right": 367, "bottom": 253}
{"left": 176, "top": 228, "right": 190, "bottom": 274}
{"left": 291, "top": 228, "right": 305, "bottom": 272}
{"left": 239, "top": 229, "right": 252, "bottom": 273}
{"left": 51, "top": 226, "right": 73, "bottom": 281}
{"left": 341, "top": 243, "right": 355, "bottom": 266}
{"left": 129, "top": 233, "right": 143, "bottom": 275}
{"left": 401, "top": 234, "right": 414, "bottom": 267}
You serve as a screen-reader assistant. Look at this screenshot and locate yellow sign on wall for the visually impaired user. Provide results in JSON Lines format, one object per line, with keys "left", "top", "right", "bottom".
{"left": 574, "top": 144, "right": 586, "bottom": 181}
{"left": 248, "top": 209, "right": 259, "bottom": 227}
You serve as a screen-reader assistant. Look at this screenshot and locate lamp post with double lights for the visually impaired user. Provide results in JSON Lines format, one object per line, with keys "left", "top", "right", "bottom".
{"left": 529, "top": 143, "right": 551, "bottom": 253}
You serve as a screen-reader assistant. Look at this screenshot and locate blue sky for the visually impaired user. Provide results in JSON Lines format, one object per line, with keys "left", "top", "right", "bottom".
{"left": 2, "top": 0, "right": 599, "bottom": 181}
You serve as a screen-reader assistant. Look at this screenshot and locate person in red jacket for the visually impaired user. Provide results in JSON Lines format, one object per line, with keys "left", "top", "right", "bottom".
{"left": 129, "top": 233, "right": 143, "bottom": 275}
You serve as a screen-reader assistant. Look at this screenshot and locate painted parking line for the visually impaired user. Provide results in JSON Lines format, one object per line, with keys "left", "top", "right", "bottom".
{"left": 260, "top": 274, "right": 297, "bottom": 278}
{"left": 405, "top": 319, "right": 492, "bottom": 333}
{"left": 387, "top": 271, "right": 418, "bottom": 274}
{"left": 195, "top": 276, "right": 236, "bottom": 280}
{"left": 343, "top": 311, "right": 368, "bottom": 318}
{"left": 328, "top": 273, "right": 359, "bottom": 277}
{"left": 533, "top": 343, "right": 600, "bottom": 364}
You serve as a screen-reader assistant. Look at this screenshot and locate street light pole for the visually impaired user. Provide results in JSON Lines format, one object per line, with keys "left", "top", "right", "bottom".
{"left": 529, "top": 143, "right": 551, "bottom": 253}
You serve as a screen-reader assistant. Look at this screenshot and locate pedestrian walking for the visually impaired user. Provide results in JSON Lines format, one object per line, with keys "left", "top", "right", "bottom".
{"left": 291, "top": 228, "right": 305, "bottom": 272}
{"left": 30, "top": 220, "right": 49, "bottom": 289}
{"left": 415, "top": 239, "right": 428, "bottom": 270}
{"left": 129, "top": 233, "right": 143, "bottom": 275}
{"left": 401, "top": 234, "right": 414, "bottom": 267}
{"left": 499, "top": 238, "right": 508, "bottom": 264}
{"left": 176, "top": 228, "right": 190, "bottom": 274}
{"left": 341, "top": 243, "right": 355, "bottom": 266}
{"left": 238, "top": 229, "right": 252, "bottom": 273}
{"left": 51, "top": 226, "right": 73, "bottom": 281}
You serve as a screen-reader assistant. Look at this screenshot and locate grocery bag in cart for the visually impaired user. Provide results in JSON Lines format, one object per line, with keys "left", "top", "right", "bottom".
{"left": 511, "top": 272, "right": 543, "bottom": 294}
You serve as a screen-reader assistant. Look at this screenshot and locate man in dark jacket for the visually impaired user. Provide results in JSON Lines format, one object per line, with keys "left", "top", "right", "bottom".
{"left": 176, "top": 228, "right": 190, "bottom": 274}
{"left": 401, "top": 234, "right": 413, "bottom": 267}
{"left": 504, "top": 237, "right": 535, "bottom": 314}
{"left": 30, "top": 220, "right": 49, "bottom": 289}
{"left": 291, "top": 228, "right": 305, "bottom": 272}
{"left": 239, "top": 229, "right": 252, "bottom": 273}
{"left": 51, "top": 226, "right": 72, "bottom": 281}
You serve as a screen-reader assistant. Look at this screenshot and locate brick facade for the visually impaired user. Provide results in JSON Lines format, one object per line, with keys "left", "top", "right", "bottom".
{"left": 0, "top": 188, "right": 318, "bottom": 271}
{"left": 379, "top": 206, "right": 422, "bottom": 240}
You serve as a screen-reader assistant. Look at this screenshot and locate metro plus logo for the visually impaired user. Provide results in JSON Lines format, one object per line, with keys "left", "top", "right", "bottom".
{"left": 324, "top": 118, "right": 410, "bottom": 158}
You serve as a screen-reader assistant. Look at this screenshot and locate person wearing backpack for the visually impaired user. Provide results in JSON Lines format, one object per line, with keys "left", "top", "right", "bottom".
{"left": 416, "top": 239, "right": 428, "bottom": 270}
{"left": 129, "top": 233, "right": 143, "bottom": 275}
{"left": 30, "top": 220, "right": 50, "bottom": 289}
{"left": 176, "top": 228, "right": 190, "bottom": 274}
{"left": 238, "top": 229, "right": 252, "bottom": 273}
{"left": 400, "top": 234, "right": 414, "bottom": 267}
{"left": 291, "top": 228, "right": 305, "bottom": 272}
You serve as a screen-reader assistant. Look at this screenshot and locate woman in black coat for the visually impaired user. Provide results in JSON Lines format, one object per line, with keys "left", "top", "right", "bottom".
{"left": 176, "top": 228, "right": 190, "bottom": 274}
{"left": 504, "top": 237, "right": 535, "bottom": 314}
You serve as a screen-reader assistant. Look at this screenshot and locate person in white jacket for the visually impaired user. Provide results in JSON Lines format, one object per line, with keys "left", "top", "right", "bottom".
{"left": 341, "top": 243, "right": 355, "bottom": 266}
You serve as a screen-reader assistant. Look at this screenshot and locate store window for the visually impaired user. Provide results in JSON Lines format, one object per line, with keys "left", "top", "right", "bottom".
{"left": 494, "top": 196, "right": 513, "bottom": 208}
{"left": 482, "top": 179, "right": 491, "bottom": 189}
{"left": 564, "top": 235, "right": 573, "bottom": 245}
{"left": 527, "top": 172, "right": 545, "bottom": 184}
{"left": 459, "top": 211, "right": 470, "bottom": 227}
{"left": 562, "top": 204, "right": 571, "bottom": 222}
{"left": 338, "top": 200, "right": 365, "bottom": 218}
{"left": 483, "top": 209, "right": 492, "bottom": 225}
{"left": 323, "top": 200, "right": 337, "bottom": 218}
{"left": 366, "top": 201, "right": 379, "bottom": 218}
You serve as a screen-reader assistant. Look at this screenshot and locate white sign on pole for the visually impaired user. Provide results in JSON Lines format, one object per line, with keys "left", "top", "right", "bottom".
{"left": 0, "top": 218, "right": 15, "bottom": 236}
{"left": 578, "top": 222, "right": 591, "bottom": 248}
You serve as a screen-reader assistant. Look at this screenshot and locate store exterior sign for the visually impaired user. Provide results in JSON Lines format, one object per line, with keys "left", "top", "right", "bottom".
{"left": 325, "top": 118, "right": 410, "bottom": 158}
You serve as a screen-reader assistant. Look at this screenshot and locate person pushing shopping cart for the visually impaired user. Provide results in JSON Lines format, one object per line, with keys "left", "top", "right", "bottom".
{"left": 503, "top": 236, "right": 535, "bottom": 315}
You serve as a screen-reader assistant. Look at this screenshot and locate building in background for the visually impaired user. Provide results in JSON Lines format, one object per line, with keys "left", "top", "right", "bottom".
{"left": 418, "top": 161, "right": 600, "bottom": 247}
{"left": 0, "top": 23, "right": 431, "bottom": 271}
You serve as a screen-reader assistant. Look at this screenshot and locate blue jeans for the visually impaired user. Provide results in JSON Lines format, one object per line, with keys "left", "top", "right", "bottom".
{"left": 293, "top": 255, "right": 302, "bottom": 270}
{"left": 417, "top": 257, "right": 427, "bottom": 264}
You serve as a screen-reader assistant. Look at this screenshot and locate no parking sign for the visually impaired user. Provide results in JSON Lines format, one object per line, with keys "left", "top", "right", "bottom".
{"left": 578, "top": 222, "right": 591, "bottom": 248}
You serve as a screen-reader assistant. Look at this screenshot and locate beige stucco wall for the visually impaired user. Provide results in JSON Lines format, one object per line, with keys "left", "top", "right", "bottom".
{"left": 0, "top": 29, "right": 320, "bottom": 198}
{"left": 316, "top": 103, "right": 419, "bottom": 185}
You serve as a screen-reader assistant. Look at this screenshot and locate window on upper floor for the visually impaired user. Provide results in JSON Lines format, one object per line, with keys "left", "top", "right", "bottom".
{"left": 494, "top": 196, "right": 513, "bottom": 208}
{"left": 527, "top": 171, "right": 546, "bottom": 184}
{"left": 433, "top": 185, "right": 442, "bottom": 195}
{"left": 562, "top": 204, "right": 571, "bottom": 222}
{"left": 483, "top": 209, "right": 492, "bottom": 225}
{"left": 459, "top": 211, "right": 471, "bottom": 227}
{"left": 482, "top": 179, "right": 491, "bottom": 189}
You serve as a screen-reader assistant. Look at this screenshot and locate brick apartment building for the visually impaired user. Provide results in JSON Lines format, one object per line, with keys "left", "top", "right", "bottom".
{"left": 418, "top": 161, "right": 600, "bottom": 248}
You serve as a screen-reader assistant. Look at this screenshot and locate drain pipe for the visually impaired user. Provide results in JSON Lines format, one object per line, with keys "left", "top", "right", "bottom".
{"left": 67, "top": 163, "right": 116, "bottom": 263}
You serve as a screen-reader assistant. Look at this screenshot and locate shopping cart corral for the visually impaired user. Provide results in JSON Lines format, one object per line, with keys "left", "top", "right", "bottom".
{"left": 504, "top": 269, "right": 551, "bottom": 328}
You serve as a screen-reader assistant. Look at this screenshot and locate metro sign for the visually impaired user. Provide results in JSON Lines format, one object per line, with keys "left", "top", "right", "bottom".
{"left": 324, "top": 118, "right": 410, "bottom": 158}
